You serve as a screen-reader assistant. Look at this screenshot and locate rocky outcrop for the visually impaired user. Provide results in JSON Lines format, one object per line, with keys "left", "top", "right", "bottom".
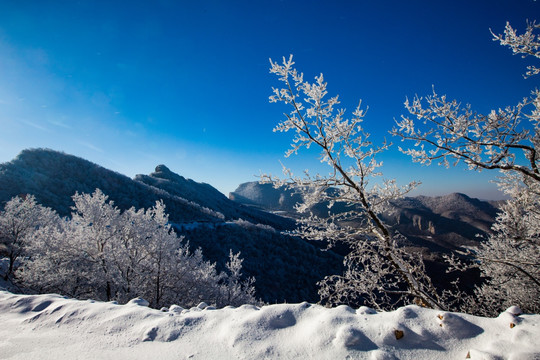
{"left": 230, "top": 181, "right": 502, "bottom": 251}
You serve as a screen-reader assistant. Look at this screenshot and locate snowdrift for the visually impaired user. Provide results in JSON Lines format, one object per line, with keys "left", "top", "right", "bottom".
{"left": 0, "top": 291, "right": 539, "bottom": 359}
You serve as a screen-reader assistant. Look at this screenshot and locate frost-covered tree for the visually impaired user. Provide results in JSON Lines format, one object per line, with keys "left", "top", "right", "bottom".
{"left": 469, "top": 173, "right": 540, "bottom": 314}
{"left": 20, "top": 190, "right": 129, "bottom": 300}
{"left": 263, "top": 55, "right": 446, "bottom": 311}
{"left": 18, "top": 216, "right": 88, "bottom": 297}
{"left": 0, "top": 195, "right": 58, "bottom": 280}
{"left": 71, "top": 189, "right": 122, "bottom": 301}
{"left": 392, "top": 21, "right": 540, "bottom": 314}
{"left": 218, "top": 250, "right": 257, "bottom": 306}
{"left": 21, "top": 189, "right": 257, "bottom": 308}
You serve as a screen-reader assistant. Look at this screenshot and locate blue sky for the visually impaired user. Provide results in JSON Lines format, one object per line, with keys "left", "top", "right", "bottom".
{"left": 0, "top": 0, "right": 538, "bottom": 199}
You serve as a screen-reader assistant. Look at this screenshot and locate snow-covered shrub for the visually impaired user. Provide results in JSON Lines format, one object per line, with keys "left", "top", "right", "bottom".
{"left": 18, "top": 189, "right": 258, "bottom": 308}
{"left": 0, "top": 194, "right": 59, "bottom": 280}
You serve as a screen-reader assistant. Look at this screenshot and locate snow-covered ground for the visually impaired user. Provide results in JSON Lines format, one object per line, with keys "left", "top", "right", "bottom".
{"left": 0, "top": 291, "right": 539, "bottom": 359}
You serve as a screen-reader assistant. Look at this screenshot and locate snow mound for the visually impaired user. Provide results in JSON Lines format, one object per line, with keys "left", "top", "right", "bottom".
{"left": 127, "top": 297, "right": 150, "bottom": 307}
{"left": 0, "top": 291, "right": 539, "bottom": 359}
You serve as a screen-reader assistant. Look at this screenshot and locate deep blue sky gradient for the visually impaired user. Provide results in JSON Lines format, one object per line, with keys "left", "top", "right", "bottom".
{"left": 0, "top": 0, "right": 538, "bottom": 198}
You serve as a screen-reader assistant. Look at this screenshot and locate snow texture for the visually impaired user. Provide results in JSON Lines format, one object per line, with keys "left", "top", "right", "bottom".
{"left": 1, "top": 291, "right": 539, "bottom": 359}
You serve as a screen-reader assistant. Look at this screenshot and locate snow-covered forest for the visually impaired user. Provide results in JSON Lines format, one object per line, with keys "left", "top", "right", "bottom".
{"left": 1, "top": 190, "right": 257, "bottom": 308}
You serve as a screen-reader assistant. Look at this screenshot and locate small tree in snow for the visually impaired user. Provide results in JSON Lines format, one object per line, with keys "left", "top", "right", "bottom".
{"left": 392, "top": 21, "right": 540, "bottom": 314}
{"left": 0, "top": 195, "right": 58, "bottom": 280}
{"left": 264, "top": 56, "right": 446, "bottom": 310}
{"left": 218, "top": 250, "right": 257, "bottom": 306}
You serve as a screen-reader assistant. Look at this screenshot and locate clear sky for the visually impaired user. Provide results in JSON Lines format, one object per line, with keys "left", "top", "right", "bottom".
{"left": 0, "top": 0, "right": 538, "bottom": 199}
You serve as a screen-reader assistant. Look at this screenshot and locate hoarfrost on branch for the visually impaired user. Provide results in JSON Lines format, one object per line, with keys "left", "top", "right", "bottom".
{"left": 263, "top": 55, "right": 446, "bottom": 310}
{"left": 393, "top": 21, "right": 540, "bottom": 314}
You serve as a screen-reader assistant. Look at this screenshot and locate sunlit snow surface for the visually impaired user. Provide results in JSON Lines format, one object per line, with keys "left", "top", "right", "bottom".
{"left": 0, "top": 291, "right": 539, "bottom": 359}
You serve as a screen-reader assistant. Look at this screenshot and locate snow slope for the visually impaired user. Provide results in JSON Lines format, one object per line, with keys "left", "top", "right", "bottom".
{"left": 0, "top": 291, "right": 539, "bottom": 359}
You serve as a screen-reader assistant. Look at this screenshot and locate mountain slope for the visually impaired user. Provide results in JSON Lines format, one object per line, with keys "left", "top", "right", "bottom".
{"left": 230, "top": 182, "right": 351, "bottom": 217}
{"left": 230, "top": 181, "right": 501, "bottom": 251}
{"left": 0, "top": 149, "right": 342, "bottom": 303}
{"left": 0, "top": 148, "right": 222, "bottom": 223}
{"left": 384, "top": 193, "right": 500, "bottom": 250}
{"left": 229, "top": 181, "right": 505, "bottom": 293}
{"left": 136, "top": 165, "right": 293, "bottom": 229}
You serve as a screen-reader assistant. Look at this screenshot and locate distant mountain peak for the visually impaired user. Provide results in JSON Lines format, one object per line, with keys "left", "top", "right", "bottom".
{"left": 155, "top": 164, "right": 172, "bottom": 174}
{"left": 442, "top": 192, "right": 471, "bottom": 200}
{"left": 149, "top": 164, "right": 186, "bottom": 183}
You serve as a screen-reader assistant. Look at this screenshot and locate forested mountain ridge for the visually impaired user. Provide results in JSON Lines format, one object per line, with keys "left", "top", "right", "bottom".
{"left": 0, "top": 149, "right": 504, "bottom": 304}
{"left": 0, "top": 149, "right": 293, "bottom": 229}
{"left": 0, "top": 148, "right": 222, "bottom": 223}
{"left": 135, "top": 164, "right": 293, "bottom": 229}
{"left": 230, "top": 181, "right": 501, "bottom": 252}
{"left": 0, "top": 148, "right": 342, "bottom": 303}
{"left": 230, "top": 181, "right": 506, "bottom": 295}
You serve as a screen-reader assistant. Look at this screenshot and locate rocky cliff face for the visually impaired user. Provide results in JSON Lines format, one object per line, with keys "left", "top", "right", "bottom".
{"left": 135, "top": 165, "right": 293, "bottom": 229}
{"left": 229, "top": 182, "right": 301, "bottom": 211}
